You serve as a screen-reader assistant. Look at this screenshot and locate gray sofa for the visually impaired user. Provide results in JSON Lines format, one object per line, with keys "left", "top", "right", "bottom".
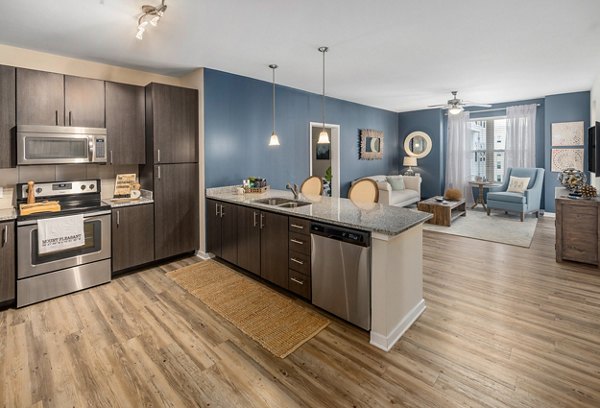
{"left": 358, "top": 175, "right": 421, "bottom": 207}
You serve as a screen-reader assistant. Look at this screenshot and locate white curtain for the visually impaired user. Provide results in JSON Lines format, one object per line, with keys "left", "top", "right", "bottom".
{"left": 445, "top": 111, "right": 472, "bottom": 203}
{"left": 505, "top": 104, "right": 537, "bottom": 169}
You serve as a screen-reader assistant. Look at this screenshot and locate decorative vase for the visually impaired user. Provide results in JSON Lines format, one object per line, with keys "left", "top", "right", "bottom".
{"left": 558, "top": 168, "right": 587, "bottom": 192}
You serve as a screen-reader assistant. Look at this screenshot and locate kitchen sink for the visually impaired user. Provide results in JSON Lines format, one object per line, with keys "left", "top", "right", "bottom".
{"left": 253, "top": 197, "right": 312, "bottom": 208}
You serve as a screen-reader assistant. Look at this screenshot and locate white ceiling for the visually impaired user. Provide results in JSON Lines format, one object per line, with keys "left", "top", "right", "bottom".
{"left": 1, "top": 0, "right": 600, "bottom": 112}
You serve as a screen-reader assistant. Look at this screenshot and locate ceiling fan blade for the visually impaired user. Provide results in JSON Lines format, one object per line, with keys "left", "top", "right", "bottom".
{"left": 427, "top": 104, "right": 450, "bottom": 109}
{"left": 462, "top": 102, "right": 492, "bottom": 108}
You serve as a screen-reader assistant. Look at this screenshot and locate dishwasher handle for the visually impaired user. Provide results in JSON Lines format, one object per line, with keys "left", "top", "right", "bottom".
{"left": 310, "top": 222, "right": 370, "bottom": 247}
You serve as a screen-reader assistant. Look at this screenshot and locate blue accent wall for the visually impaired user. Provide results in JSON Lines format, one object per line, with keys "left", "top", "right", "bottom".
{"left": 398, "top": 109, "right": 444, "bottom": 198}
{"left": 204, "top": 69, "right": 399, "bottom": 197}
{"left": 544, "top": 91, "right": 590, "bottom": 212}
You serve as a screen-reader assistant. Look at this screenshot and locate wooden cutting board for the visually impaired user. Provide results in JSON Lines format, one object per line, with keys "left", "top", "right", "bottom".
{"left": 19, "top": 201, "right": 61, "bottom": 216}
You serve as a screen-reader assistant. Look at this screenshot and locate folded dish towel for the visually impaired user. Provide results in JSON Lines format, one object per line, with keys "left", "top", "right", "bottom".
{"left": 37, "top": 214, "right": 85, "bottom": 255}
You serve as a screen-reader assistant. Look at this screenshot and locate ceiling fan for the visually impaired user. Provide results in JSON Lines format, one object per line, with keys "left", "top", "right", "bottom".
{"left": 428, "top": 91, "right": 492, "bottom": 115}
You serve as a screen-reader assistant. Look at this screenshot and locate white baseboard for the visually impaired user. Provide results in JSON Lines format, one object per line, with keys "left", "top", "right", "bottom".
{"left": 370, "top": 299, "right": 426, "bottom": 352}
{"left": 195, "top": 251, "right": 214, "bottom": 260}
{"left": 543, "top": 212, "right": 555, "bottom": 218}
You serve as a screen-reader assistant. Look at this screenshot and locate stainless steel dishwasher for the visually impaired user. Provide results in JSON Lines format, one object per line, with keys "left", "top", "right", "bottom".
{"left": 311, "top": 222, "right": 371, "bottom": 330}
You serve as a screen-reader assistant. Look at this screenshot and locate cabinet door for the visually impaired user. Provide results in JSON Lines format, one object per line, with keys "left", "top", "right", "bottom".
{"left": 64, "top": 76, "right": 105, "bottom": 127}
{"left": 16, "top": 68, "right": 64, "bottom": 126}
{"left": 149, "top": 83, "right": 198, "bottom": 164}
{"left": 154, "top": 163, "right": 198, "bottom": 259}
{"left": 220, "top": 202, "right": 238, "bottom": 265}
{"left": 0, "top": 221, "right": 15, "bottom": 305}
{"left": 112, "top": 204, "right": 155, "bottom": 272}
{"left": 260, "top": 211, "right": 289, "bottom": 288}
{"left": 105, "top": 82, "right": 145, "bottom": 165}
{"left": 237, "top": 205, "right": 261, "bottom": 275}
{"left": 206, "top": 199, "right": 222, "bottom": 258}
{"left": 0, "top": 66, "right": 15, "bottom": 168}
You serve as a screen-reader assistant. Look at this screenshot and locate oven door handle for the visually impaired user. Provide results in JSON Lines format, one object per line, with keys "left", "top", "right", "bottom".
{"left": 17, "top": 209, "right": 112, "bottom": 226}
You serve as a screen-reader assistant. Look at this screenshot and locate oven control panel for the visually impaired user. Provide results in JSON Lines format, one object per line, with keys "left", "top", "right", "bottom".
{"left": 19, "top": 180, "right": 100, "bottom": 198}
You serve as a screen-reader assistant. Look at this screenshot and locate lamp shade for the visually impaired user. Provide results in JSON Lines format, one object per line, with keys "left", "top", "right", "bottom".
{"left": 403, "top": 156, "right": 417, "bottom": 167}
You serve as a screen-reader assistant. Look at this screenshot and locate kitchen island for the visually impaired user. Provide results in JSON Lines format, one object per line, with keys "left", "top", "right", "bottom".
{"left": 206, "top": 186, "right": 432, "bottom": 352}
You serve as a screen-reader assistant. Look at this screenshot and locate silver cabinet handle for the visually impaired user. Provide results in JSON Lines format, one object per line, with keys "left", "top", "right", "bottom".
{"left": 1, "top": 225, "right": 7, "bottom": 247}
{"left": 110, "top": 150, "right": 114, "bottom": 165}
{"left": 157, "top": 149, "right": 161, "bottom": 162}
{"left": 290, "top": 223, "right": 304, "bottom": 230}
{"left": 157, "top": 166, "right": 161, "bottom": 180}
{"left": 290, "top": 277, "right": 304, "bottom": 285}
{"left": 116, "top": 210, "right": 120, "bottom": 227}
{"left": 69, "top": 111, "right": 72, "bottom": 126}
{"left": 253, "top": 211, "right": 257, "bottom": 227}
{"left": 290, "top": 257, "right": 304, "bottom": 265}
{"left": 220, "top": 204, "right": 225, "bottom": 218}
{"left": 260, "top": 213, "right": 265, "bottom": 229}
{"left": 290, "top": 239, "right": 304, "bottom": 245}
{"left": 215, "top": 203, "right": 220, "bottom": 216}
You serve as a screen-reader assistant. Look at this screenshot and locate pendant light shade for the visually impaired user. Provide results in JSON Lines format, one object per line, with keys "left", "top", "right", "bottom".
{"left": 268, "top": 64, "right": 280, "bottom": 146}
{"left": 318, "top": 46, "right": 330, "bottom": 144}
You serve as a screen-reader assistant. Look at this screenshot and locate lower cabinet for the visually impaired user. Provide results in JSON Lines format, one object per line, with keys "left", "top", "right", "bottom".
{"left": 112, "top": 204, "right": 155, "bottom": 273}
{"left": 259, "top": 211, "right": 289, "bottom": 288}
{"left": 206, "top": 199, "right": 238, "bottom": 264}
{"left": 237, "top": 205, "right": 261, "bottom": 275}
{"left": 0, "top": 221, "right": 15, "bottom": 305}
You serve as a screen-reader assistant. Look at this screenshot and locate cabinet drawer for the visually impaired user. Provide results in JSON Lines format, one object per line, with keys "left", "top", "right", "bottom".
{"left": 289, "top": 250, "right": 310, "bottom": 275}
{"left": 288, "top": 269, "right": 311, "bottom": 300}
{"left": 289, "top": 231, "right": 310, "bottom": 255}
{"left": 562, "top": 236, "right": 598, "bottom": 264}
{"left": 563, "top": 212, "right": 597, "bottom": 227}
{"left": 289, "top": 217, "right": 310, "bottom": 235}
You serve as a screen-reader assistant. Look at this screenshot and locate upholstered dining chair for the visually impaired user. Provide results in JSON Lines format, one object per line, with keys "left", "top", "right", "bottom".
{"left": 348, "top": 179, "right": 379, "bottom": 203}
{"left": 300, "top": 176, "right": 323, "bottom": 196}
{"left": 486, "top": 167, "right": 545, "bottom": 222}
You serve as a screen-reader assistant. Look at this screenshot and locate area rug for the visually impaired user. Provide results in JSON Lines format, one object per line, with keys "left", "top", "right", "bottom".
{"left": 166, "top": 260, "right": 329, "bottom": 358}
{"left": 422, "top": 208, "right": 538, "bottom": 248}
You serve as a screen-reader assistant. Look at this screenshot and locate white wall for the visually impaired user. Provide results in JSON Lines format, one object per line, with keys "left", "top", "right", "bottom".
{"left": 0, "top": 45, "right": 206, "bottom": 251}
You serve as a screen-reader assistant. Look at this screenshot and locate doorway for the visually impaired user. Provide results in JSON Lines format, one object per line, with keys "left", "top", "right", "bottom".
{"left": 309, "top": 122, "right": 340, "bottom": 197}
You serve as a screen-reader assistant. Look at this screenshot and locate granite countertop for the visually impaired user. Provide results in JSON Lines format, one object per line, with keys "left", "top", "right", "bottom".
{"left": 0, "top": 207, "right": 17, "bottom": 221}
{"left": 206, "top": 187, "right": 432, "bottom": 237}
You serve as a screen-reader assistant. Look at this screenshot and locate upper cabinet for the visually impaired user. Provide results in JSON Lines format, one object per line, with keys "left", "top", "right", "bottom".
{"left": 16, "top": 68, "right": 105, "bottom": 128}
{"left": 16, "top": 68, "right": 64, "bottom": 126}
{"left": 64, "top": 76, "right": 105, "bottom": 127}
{"left": 0, "top": 65, "right": 15, "bottom": 168}
{"left": 146, "top": 83, "right": 198, "bottom": 164}
{"left": 105, "top": 82, "right": 145, "bottom": 164}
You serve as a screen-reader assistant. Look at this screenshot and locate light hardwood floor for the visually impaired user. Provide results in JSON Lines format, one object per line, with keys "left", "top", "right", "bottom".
{"left": 1, "top": 218, "right": 600, "bottom": 407}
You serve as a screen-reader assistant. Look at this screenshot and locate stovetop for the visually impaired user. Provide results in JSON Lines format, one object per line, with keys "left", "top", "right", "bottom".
{"left": 16, "top": 199, "right": 111, "bottom": 221}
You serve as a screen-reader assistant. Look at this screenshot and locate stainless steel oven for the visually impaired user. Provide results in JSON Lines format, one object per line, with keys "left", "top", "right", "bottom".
{"left": 17, "top": 125, "right": 107, "bottom": 165}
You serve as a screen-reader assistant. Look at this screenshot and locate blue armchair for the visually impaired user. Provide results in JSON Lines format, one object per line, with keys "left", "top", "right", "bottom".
{"left": 486, "top": 168, "right": 545, "bottom": 222}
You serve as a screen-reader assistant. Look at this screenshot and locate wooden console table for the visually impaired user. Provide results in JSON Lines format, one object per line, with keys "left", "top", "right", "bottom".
{"left": 555, "top": 197, "right": 600, "bottom": 267}
{"left": 417, "top": 198, "right": 466, "bottom": 227}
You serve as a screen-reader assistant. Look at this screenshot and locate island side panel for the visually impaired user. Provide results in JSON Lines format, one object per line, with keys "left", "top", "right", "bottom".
{"left": 370, "top": 223, "right": 426, "bottom": 351}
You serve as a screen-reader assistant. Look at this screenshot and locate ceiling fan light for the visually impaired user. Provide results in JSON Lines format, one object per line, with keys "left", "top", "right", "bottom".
{"left": 318, "top": 130, "right": 330, "bottom": 144}
{"left": 149, "top": 13, "right": 161, "bottom": 26}
{"left": 449, "top": 106, "right": 463, "bottom": 115}
{"left": 135, "top": 28, "right": 145, "bottom": 40}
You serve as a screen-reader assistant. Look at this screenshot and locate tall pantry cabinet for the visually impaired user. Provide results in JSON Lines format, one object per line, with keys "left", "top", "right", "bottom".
{"left": 140, "top": 83, "right": 199, "bottom": 260}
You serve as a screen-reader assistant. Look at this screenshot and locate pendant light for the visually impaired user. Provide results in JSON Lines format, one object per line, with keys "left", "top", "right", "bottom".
{"left": 318, "top": 46, "right": 330, "bottom": 144}
{"left": 268, "top": 64, "right": 280, "bottom": 146}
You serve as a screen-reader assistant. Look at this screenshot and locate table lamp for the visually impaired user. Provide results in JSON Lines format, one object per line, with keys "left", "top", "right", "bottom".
{"left": 403, "top": 156, "right": 417, "bottom": 176}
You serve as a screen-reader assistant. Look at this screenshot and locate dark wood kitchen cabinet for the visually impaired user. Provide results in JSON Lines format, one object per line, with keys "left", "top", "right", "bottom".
{"left": 145, "top": 83, "right": 198, "bottom": 164}
{"left": 111, "top": 204, "right": 155, "bottom": 273}
{"left": 16, "top": 68, "right": 65, "bottom": 126}
{"left": 151, "top": 163, "right": 198, "bottom": 260}
{"left": 260, "top": 211, "right": 289, "bottom": 289}
{"left": 0, "top": 221, "right": 15, "bottom": 306}
{"left": 206, "top": 199, "right": 238, "bottom": 265}
{"left": 237, "top": 205, "right": 261, "bottom": 275}
{"left": 64, "top": 75, "right": 105, "bottom": 127}
{"left": 0, "top": 65, "right": 15, "bottom": 168}
{"left": 105, "top": 82, "right": 145, "bottom": 164}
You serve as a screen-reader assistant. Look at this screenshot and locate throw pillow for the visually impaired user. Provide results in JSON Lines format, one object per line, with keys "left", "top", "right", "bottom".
{"left": 507, "top": 176, "right": 530, "bottom": 193}
{"left": 386, "top": 175, "right": 405, "bottom": 191}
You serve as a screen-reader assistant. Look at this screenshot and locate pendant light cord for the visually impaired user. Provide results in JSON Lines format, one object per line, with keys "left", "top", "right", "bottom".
{"left": 321, "top": 48, "right": 326, "bottom": 132}
{"left": 272, "top": 67, "right": 276, "bottom": 133}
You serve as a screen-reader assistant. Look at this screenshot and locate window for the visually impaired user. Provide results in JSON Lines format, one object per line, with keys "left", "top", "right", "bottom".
{"left": 469, "top": 118, "right": 507, "bottom": 183}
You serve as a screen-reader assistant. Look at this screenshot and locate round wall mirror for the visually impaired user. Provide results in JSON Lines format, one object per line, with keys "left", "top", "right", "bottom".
{"left": 404, "top": 131, "right": 432, "bottom": 158}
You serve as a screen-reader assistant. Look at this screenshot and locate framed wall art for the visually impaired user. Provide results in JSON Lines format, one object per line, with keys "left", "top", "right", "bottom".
{"left": 360, "top": 129, "right": 383, "bottom": 160}
{"left": 551, "top": 121, "right": 584, "bottom": 146}
{"left": 551, "top": 148, "right": 584, "bottom": 172}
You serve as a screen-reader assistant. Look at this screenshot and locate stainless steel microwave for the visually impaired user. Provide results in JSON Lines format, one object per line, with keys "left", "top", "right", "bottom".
{"left": 17, "top": 125, "right": 107, "bottom": 165}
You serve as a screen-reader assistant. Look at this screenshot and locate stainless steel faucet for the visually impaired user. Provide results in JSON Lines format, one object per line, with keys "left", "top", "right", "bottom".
{"left": 286, "top": 182, "right": 299, "bottom": 199}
